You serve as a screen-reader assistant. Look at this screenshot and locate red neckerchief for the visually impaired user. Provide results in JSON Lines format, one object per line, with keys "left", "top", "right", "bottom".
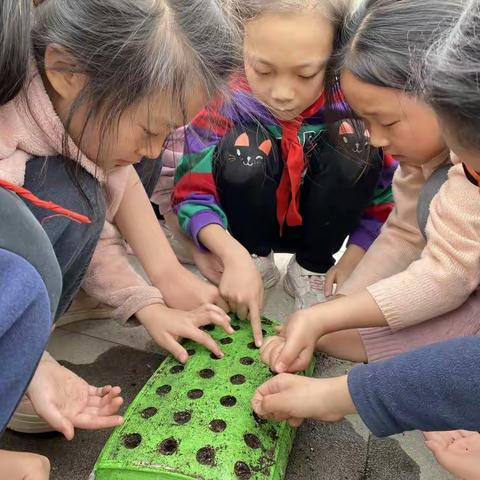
{"left": 276, "top": 93, "right": 326, "bottom": 233}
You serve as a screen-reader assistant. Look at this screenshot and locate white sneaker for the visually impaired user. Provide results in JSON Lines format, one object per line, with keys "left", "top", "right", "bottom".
{"left": 251, "top": 251, "right": 281, "bottom": 288}
{"left": 284, "top": 256, "right": 327, "bottom": 309}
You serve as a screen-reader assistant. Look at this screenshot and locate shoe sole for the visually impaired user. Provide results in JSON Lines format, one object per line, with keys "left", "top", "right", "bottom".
{"left": 56, "top": 307, "right": 113, "bottom": 327}
{"left": 7, "top": 411, "right": 54, "bottom": 434}
{"left": 263, "top": 266, "right": 281, "bottom": 289}
{"left": 283, "top": 272, "right": 295, "bottom": 298}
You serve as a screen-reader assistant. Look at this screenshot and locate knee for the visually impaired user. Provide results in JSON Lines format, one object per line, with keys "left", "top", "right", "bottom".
{"left": 215, "top": 123, "right": 280, "bottom": 188}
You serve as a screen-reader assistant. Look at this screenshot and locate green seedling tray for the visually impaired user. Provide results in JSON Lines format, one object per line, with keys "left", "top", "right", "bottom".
{"left": 92, "top": 315, "right": 314, "bottom": 480}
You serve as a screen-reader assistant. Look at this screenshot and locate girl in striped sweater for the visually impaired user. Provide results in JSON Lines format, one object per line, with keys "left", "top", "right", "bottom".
{"left": 172, "top": 0, "right": 396, "bottom": 346}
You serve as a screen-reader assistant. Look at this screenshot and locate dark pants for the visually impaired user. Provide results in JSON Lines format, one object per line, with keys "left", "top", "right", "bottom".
{"left": 214, "top": 123, "right": 383, "bottom": 273}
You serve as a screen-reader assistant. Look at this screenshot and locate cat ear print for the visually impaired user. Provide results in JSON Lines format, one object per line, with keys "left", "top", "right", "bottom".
{"left": 364, "top": 129, "right": 370, "bottom": 138}
{"left": 258, "top": 139, "right": 272, "bottom": 156}
{"left": 234, "top": 132, "right": 250, "bottom": 148}
{"left": 339, "top": 121, "right": 354, "bottom": 135}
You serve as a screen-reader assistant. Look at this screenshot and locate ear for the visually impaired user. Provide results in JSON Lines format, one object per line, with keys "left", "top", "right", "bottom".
{"left": 44, "top": 44, "right": 86, "bottom": 102}
{"left": 364, "top": 129, "right": 370, "bottom": 138}
{"left": 258, "top": 139, "right": 272, "bottom": 156}
{"left": 234, "top": 132, "right": 250, "bottom": 148}
{"left": 339, "top": 121, "right": 354, "bottom": 135}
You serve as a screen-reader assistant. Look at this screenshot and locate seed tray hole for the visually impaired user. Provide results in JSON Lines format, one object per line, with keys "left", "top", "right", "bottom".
{"left": 220, "top": 337, "right": 233, "bottom": 345}
{"left": 187, "top": 349, "right": 196, "bottom": 356}
{"left": 159, "top": 437, "right": 178, "bottom": 455}
{"left": 173, "top": 411, "right": 192, "bottom": 424}
{"left": 234, "top": 461, "right": 252, "bottom": 479}
{"left": 230, "top": 374, "right": 246, "bottom": 385}
{"left": 244, "top": 433, "right": 261, "bottom": 449}
{"left": 123, "top": 433, "right": 142, "bottom": 449}
{"left": 170, "top": 365, "right": 184, "bottom": 374}
{"left": 209, "top": 419, "right": 227, "bottom": 433}
{"left": 156, "top": 384, "right": 172, "bottom": 396}
{"left": 240, "top": 357, "right": 254, "bottom": 365}
{"left": 196, "top": 446, "right": 216, "bottom": 466}
{"left": 210, "top": 352, "right": 222, "bottom": 360}
{"left": 187, "top": 389, "right": 204, "bottom": 400}
{"left": 232, "top": 325, "right": 241, "bottom": 331}
{"left": 203, "top": 325, "right": 215, "bottom": 332}
{"left": 199, "top": 368, "right": 215, "bottom": 379}
{"left": 262, "top": 319, "right": 273, "bottom": 325}
{"left": 247, "top": 342, "right": 257, "bottom": 350}
{"left": 220, "top": 395, "right": 237, "bottom": 407}
{"left": 141, "top": 407, "right": 157, "bottom": 419}
{"left": 252, "top": 411, "right": 267, "bottom": 425}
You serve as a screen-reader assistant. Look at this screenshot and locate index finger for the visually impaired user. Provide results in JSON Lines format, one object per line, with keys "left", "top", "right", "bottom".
{"left": 275, "top": 334, "right": 312, "bottom": 374}
{"left": 248, "top": 302, "right": 263, "bottom": 347}
{"left": 188, "top": 328, "right": 224, "bottom": 359}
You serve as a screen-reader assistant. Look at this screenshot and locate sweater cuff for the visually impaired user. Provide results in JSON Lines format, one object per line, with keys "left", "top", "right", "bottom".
{"left": 367, "top": 283, "right": 403, "bottom": 330}
{"left": 188, "top": 211, "right": 226, "bottom": 251}
{"left": 111, "top": 286, "right": 164, "bottom": 325}
{"left": 347, "top": 364, "right": 398, "bottom": 438}
{"left": 347, "top": 228, "right": 373, "bottom": 251}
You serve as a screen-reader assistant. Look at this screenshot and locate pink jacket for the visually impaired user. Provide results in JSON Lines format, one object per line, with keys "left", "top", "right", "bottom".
{"left": 340, "top": 153, "right": 480, "bottom": 329}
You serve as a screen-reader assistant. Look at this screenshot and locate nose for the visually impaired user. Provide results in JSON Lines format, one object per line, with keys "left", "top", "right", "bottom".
{"left": 139, "top": 135, "right": 166, "bottom": 160}
{"left": 270, "top": 80, "right": 295, "bottom": 105}
{"left": 368, "top": 126, "right": 389, "bottom": 149}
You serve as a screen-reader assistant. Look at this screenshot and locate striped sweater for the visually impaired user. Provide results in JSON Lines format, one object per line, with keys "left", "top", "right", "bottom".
{"left": 173, "top": 85, "right": 397, "bottom": 251}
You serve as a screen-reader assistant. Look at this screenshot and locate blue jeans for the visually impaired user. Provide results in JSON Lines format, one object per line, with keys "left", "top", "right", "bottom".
{"left": 0, "top": 188, "right": 61, "bottom": 433}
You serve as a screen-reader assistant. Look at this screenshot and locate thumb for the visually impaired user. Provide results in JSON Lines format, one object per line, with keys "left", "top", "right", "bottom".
{"left": 324, "top": 268, "right": 336, "bottom": 297}
{"left": 38, "top": 404, "right": 75, "bottom": 440}
{"left": 276, "top": 338, "right": 311, "bottom": 374}
{"left": 262, "top": 392, "right": 295, "bottom": 421}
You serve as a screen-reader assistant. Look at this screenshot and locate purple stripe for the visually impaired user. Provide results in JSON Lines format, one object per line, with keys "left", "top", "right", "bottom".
{"left": 188, "top": 211, "right": 225, "bottom": 251}
{"left": 348, "top": 218, "right": 383, "bottom": 251}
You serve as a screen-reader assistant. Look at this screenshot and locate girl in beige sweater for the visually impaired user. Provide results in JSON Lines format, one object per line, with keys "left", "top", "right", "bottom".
{"left": 260, "top": 0, "right": 480, "bottom": 372}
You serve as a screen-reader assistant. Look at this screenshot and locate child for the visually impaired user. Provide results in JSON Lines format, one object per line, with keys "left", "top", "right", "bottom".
{"left": 172, "top": 0, "right": 396, "bottom": 347}
{"left": 258, "top": 0, "right": 478, "bottom": 373}
{"left": 0, "top": 1, "right": 58, "bottom": 478}
{"left": 2, "top": 0, "right": 238, "bottom": 446}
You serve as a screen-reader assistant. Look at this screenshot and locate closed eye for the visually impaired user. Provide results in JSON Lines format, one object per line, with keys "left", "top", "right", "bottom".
{"left": 298, "top": 73, "right": 319, "bottom": 80}
{"left": 142, "top": 127, "right": 160, "bottom": 137}
{"left": 382, "top": 121, "right": 400, "bottom": 128}
{"left": 256, "top": 155, "right": 263, "bottom": 160}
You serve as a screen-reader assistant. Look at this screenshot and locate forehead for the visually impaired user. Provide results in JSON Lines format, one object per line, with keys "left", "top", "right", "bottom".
{"left": 244, "top": 12, "right": 334, "bottom": 66}
{"left": 340, "top": 70, "right": 405, "bottom": 116}
{"left": 134, "top": 89, "right": 207, "bottom": 127}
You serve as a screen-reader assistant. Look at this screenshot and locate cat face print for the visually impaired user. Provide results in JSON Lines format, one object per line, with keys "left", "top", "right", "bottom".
{"left": 339, "top": 121, "right": 370, "bottom": 154}
{"left": 230, "top": 132, "right": 273, "bottom": 167}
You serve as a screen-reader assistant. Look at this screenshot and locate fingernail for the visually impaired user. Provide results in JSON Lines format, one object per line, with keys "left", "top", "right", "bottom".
{"left": 276, "top": 362, "right": 286, "bottom": 373}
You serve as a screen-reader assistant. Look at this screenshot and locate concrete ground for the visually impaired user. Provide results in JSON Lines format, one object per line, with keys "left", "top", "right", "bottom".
{"left": 0, "top": 254, "right": 453, "bottom": 480}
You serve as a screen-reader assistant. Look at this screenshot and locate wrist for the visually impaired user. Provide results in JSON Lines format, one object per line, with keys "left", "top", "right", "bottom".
{"left": 312, "top": 376, "right": 357, "bottom": 421}
{"left": 136, "top": 303, "right": 169, "bottom": 327}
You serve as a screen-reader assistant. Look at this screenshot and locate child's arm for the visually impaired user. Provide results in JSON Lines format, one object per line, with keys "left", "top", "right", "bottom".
{"left": 114, "top": 168, "right": 225, "bottom": 312}
{"left": 338, "top": 162, "right": 427, "bottom": 294}
{"left": 198, "top": 224, "right": 264, "bottom": 347}
{"left": 254, "top": 336, "right": 480, "bottom": 436}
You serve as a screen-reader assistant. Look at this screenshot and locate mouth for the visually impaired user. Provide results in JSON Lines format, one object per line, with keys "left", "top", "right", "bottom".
{"left": 116, "top": 159, "right": 141, "bottom": 166}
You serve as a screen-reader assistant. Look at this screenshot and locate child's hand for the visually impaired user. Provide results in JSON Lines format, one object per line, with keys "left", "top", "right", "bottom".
{"left": 424, "top": 431, "right": 480, "bottom": 480}
{"left": 0, "top": 450, "right": 51, "bottom": 480}
{"left": 324, "top": 245, "right": 365, "bottom": 297}
{"left": 192, "top": 248, "right": 224, "bottom": 286}
{"left": 27, "top": 360, "right": 124, "bottom": 441}
{"left": 159, "top": 265, "right": 229, "bottom": 312}
{"left": 252, "top": 374, "right": 355, "bottom": 427}
{"left": 137, "top": 303, "right": 234, "bottom": 363}
{"left": 268, "top": 310, "right": 322, "bottom": 374}
{"left": 260, "top": 335, "right": 287, "bottom": 371}
{"left": 220, "top": 253, "right": 264, "bottom": 347}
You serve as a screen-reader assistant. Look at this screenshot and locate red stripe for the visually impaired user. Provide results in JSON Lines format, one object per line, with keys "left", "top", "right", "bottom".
{"left": 173, "top": 172, "right": 220, "bottom": 204}
{"left": 364, "top": 202, "right": 394, "bottom": 222}
{"left": 0, "top": 179, "right": 91, "bottom": 224}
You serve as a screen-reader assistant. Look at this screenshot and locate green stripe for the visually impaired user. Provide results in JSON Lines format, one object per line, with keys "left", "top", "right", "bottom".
{"left": 175, "top": 147, "right": 216, "bottom": 182}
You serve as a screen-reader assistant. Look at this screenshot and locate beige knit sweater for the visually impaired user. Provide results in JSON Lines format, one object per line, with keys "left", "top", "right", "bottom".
{"left": 340, "top": 153, "right": 480, "bottom": 330}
